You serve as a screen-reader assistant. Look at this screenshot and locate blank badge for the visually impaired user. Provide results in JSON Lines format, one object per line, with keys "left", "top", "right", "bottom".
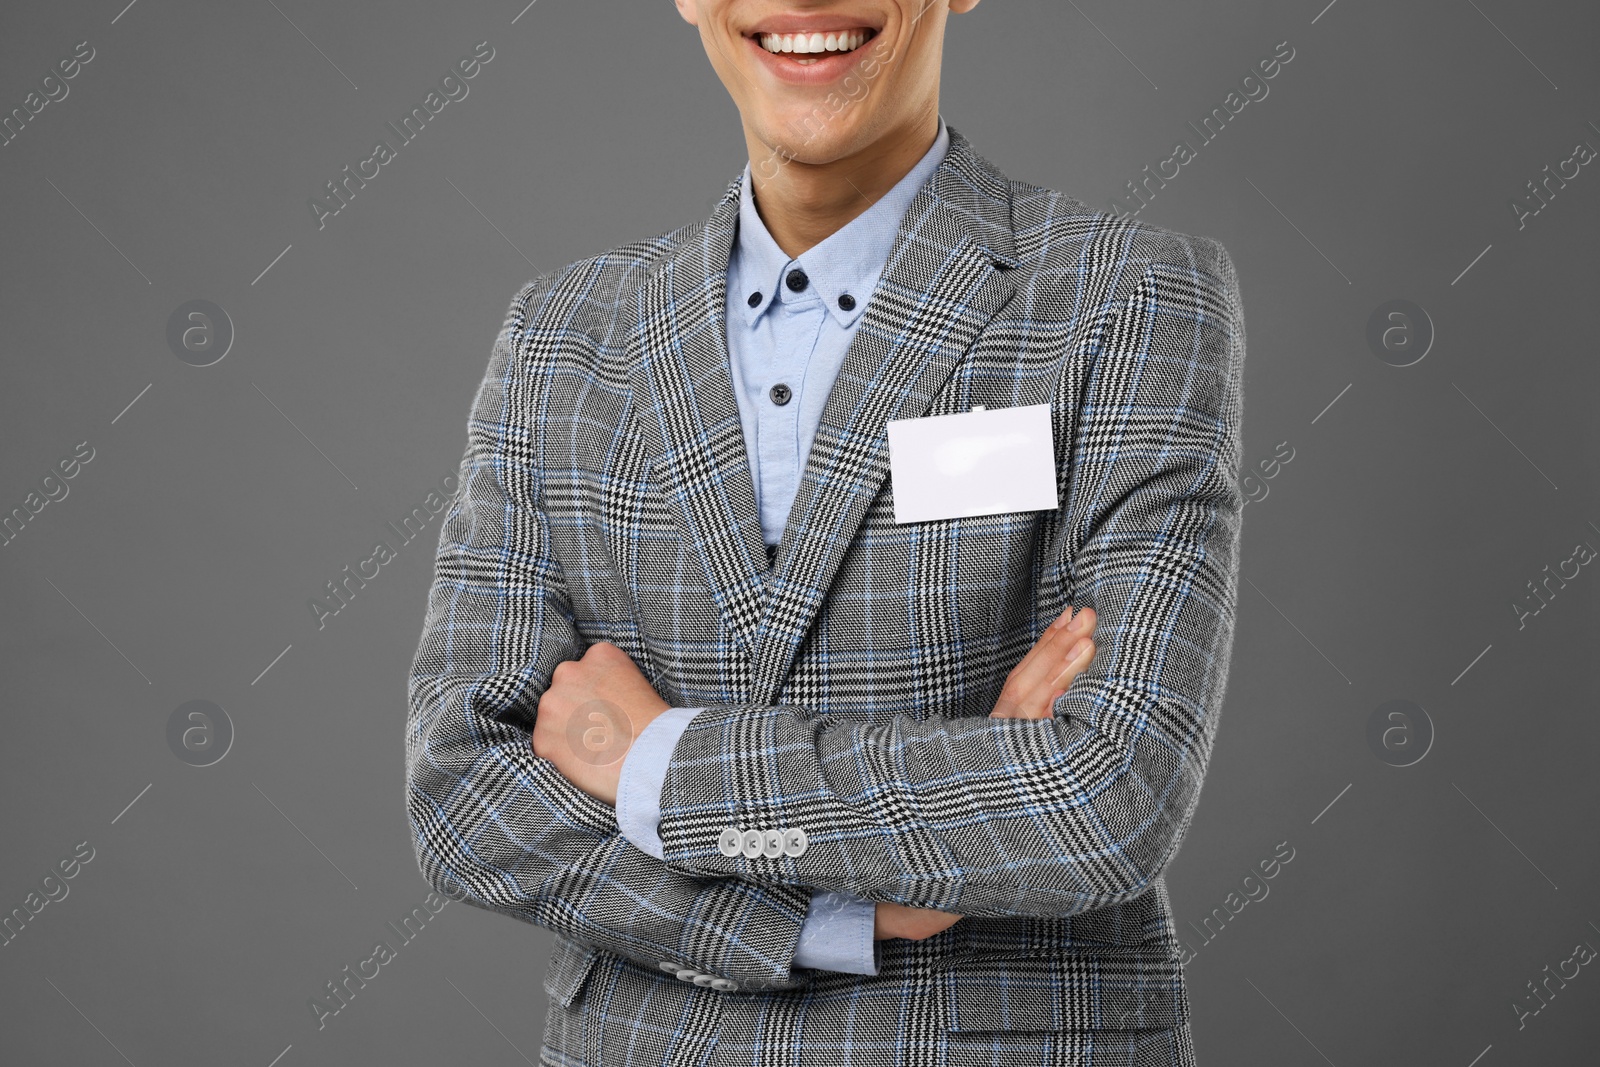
{"left": 885, "top": 403, "right": 1058, "bottom": 524}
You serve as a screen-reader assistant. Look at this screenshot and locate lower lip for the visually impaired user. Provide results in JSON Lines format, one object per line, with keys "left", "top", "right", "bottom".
{"left": 745, "top": 33, "right": 881, "bottom": 85}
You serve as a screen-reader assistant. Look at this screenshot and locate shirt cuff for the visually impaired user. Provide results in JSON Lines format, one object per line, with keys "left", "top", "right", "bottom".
{"left": 615, "top": 706, "right": 706, "bottom": 859}
{"left": 792, "top": 890, "right": 879, "bottom": 975}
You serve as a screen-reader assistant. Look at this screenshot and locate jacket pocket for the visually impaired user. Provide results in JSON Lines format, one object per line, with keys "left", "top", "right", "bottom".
{"left": 935, "top": 948, "right": 1187, "bottom": 1031}
{"left": 543, "top": 934, "right": 603, "bottom": 1010}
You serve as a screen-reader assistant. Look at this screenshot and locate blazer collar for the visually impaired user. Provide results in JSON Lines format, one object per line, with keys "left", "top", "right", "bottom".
{"left": 627, "top": 125, "right": 1022, "bottom": 695}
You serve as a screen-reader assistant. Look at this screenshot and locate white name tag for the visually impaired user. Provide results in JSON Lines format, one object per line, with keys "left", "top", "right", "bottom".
{"left": 885, "top": 403, "right": 1059, "bottom": 524}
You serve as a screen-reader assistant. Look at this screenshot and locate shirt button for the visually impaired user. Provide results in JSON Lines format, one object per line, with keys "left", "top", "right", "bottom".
{"left": 785, "top": 269, "right": 809, "bottom": 292}
{"left": 741, "top": 829, "right": 765, "bottom": 859}
{"left": 747, "top": 291, "right": 762, "bottom": 308}
{"left": 769, "top": 383, "right": 792, "bottom": 406}
{"left": 717, "top": 827, "right": 744, "bottom": 857}
{"left": 782, "top": 827, "right": 808, "bottom": 856}
{"left": 838, "top": 293, "right": 856, "bottom": 311}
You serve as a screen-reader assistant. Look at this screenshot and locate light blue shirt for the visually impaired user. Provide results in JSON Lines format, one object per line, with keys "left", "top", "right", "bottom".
{"left": 615, "top": 119, "right": 952, "bottom": 977}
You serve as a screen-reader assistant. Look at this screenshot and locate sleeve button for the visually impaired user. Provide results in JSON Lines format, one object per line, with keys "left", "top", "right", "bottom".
{"left": 741, "top": 830, "right": 765, "bottom": 858}
{"left": 782, "top": 827, "right": 808, "bottom": 856}
{"left": 761, "top": 829, "right": 785, "bottom": 858}
{"left": 717, "top": 827, "right": 744, "bottom": 857}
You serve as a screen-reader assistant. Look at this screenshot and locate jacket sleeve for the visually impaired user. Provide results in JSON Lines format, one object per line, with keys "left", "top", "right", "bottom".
{"left": 405, "top": 279, "right": 822, "bottom": 991}
{"left": 651, "top": 239, "right": 1247, "bottom": 920}
{"left": 617, "top": 707, "right": 880, "bottom": 975}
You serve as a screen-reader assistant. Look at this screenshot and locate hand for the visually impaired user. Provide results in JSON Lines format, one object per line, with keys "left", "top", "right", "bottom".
{"left": 989, "top": 605, "right": 1098, "bottom": 719}
{"left": 874, "top": 901, "right": 964, "bottom": 941}
{"left": 530, "top": 640, "right": 671, "bottom": 805}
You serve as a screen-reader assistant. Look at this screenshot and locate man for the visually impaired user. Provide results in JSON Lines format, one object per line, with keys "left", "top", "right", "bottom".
{"left": 406, "top": 2, "right": 1245, "bottom": 1065}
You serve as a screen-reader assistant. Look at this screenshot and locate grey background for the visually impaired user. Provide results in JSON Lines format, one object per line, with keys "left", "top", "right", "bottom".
{"left": 2, "top": 1, "right": 1596, "bottom": 1063}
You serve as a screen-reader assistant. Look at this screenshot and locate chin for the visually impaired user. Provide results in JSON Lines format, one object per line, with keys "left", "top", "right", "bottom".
{"left": 750, "top": 108, "right": 876, "bottom": 167}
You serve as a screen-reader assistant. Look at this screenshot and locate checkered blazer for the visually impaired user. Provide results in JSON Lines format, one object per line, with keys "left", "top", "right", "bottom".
{"left": 407, "top": 125, "right": 1244, "bottom": 1067}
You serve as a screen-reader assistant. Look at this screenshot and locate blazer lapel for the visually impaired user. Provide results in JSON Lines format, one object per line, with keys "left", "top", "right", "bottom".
{"left": 629, "top": 177, "right": 771, "bottom": 659}
{"left": 628, "top": 126, "right": 1022, "bottom": 682}
{"left": 751, "top": 128, "right": 1022, "bottom": 701}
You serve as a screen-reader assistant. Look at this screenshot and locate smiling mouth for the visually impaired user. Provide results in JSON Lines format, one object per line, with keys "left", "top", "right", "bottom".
{"left": 753, "top": 28, "right": 879, "bottom": 65}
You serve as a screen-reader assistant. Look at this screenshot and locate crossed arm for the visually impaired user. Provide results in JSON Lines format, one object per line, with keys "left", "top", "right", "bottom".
{"left": 406, "top": 239, "right": 1244, "bottom": 988}
{"left": 529, "top": 600, "right": 1099, "bottom": 961}
{"left": 402, "top": 285, "right": 1090, "bottom": 988}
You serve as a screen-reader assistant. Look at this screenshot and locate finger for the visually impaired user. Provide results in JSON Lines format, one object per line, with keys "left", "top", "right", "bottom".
{"left": 992, "top": 686, "right": 1060, "bottom": 720}
{"left": 1008, "top": 607, "right": 1096, "bottom": 675}
{"left": 994, "top": 609, "right": 1096, "bottom": 719}
{"left": 1039, "top": 641, "right": 1094, "bottom": 698}
{"left": 989, "top": 694, "right": 1026, "bottom": 718}
{"left": 1003, "top": 612, "right": 1075, "bottom": 688}
{"left": 1007, "top": 645, "right": 1088, "bottom": 718}
{"left": 1051, "top": 638, "right": 1095, "bottom": 683}
{"left": 995, "top": 655, "right": 1074, "bottom": 716}
{"left": 992, "top": 680, "right": 1060, "bottom": 718}
{"left": 1006, "top": 608, "right": 1094, "bottom": 696}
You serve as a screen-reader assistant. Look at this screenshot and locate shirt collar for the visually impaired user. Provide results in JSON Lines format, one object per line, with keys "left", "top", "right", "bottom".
{"left": 731, "top": 117, "right": 950, "bottom": 330}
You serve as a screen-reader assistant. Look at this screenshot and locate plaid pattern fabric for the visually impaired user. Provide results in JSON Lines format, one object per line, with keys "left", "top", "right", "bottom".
{"left": 407, "top": 125, "right": 1244, "bottom": 1067}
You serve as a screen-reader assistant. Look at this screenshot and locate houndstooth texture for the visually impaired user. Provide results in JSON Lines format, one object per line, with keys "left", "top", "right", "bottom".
{"left": 407, "top": 126, "right": 1241, "bottom": 1067}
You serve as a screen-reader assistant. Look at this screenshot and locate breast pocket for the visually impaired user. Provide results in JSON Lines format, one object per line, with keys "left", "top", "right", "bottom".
{"left": 827, "top": 495, "right": 1056, "bottom": 721}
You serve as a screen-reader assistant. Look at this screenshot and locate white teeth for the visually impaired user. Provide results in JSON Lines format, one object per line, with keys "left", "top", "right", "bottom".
{"left": 758, "top": 30, "right": 871, "bottom": 55}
